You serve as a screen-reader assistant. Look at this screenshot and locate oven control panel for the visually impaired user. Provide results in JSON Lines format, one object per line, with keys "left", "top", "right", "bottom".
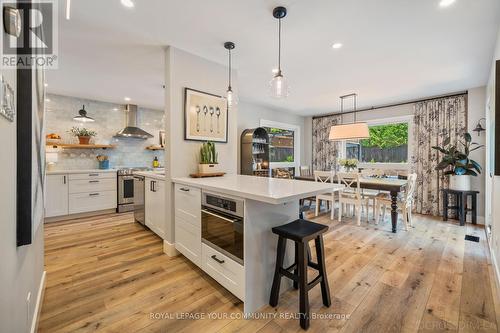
{"left": 206, "top": 195, "right": 236, "bottom": 212}
{"left": 202, "top": 191, "right": 244, "bottom": 218}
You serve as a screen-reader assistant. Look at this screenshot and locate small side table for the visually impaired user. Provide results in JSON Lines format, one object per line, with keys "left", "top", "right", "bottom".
{"left": 441, "top": 189, "right": 479, "bottom": 226}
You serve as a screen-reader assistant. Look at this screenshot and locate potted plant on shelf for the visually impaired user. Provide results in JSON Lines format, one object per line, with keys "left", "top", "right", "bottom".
{"left": 69, "top": 127, "right": 97, "bottom": 145}
{"left": 432, "top": 132, "right": 483, "bottom": 191}
{"left": 199, "top": 141, "right": 219, "bottom": 174}
{"left": 339, "top": 158, "right": 358, "bottom": 172}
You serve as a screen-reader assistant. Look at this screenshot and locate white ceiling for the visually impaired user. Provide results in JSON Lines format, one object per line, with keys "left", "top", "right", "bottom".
{"left": 47, "top": 0, "right": 500, "bottom": 116}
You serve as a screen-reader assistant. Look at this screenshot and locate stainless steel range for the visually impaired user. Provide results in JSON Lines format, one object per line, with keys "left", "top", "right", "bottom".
{"left": 117, "top": 167, "right": 152, "bottom": 212}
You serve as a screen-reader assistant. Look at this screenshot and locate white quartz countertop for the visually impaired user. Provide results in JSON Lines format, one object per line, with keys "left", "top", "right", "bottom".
{"left": 46, "top": 169, "right": 117, "bottom": 175}
{"left": 172, "top": 174, "right": 344, "bottom": 204}
{"left": 134, "top": 171, "right": 165, "bottom": 180}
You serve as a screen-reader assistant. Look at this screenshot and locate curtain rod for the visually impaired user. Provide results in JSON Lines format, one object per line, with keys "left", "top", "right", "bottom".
{"left": 312, "top": 91, "right": 468, "bottom": 120}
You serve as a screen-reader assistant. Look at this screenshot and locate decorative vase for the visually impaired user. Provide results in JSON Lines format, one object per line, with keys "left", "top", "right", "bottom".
{"left": 449, "top": 175, "right": 471, "bottom": 191}
{"left": 78, "top": 136, "right": 91, "bottom": 145}
{"left": 99, "top": 160, "right": 110, "bottom": 170}
{"left": 198, "top": 163, "right": 220, "bottom": 174}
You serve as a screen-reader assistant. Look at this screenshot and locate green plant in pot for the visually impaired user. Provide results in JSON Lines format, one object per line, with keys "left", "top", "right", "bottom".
{"left": 69, "top": 127, "right": 97, "bottom": 145}
{"left": 199, "top": 141, "right": 219, "bottom": 174}
{"left": 432, "top": 132, "right": 483, "bottom": 191}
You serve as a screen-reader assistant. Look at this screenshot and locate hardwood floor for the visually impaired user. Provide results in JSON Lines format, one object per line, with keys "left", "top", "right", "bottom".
{"left": 39, "top": 210, "right": 499, "bottom": 332}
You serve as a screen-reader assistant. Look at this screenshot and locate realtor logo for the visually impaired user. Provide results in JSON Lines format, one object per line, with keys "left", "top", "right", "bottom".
{"left": 1, "top": 0, "right": 58, "bottom": 69}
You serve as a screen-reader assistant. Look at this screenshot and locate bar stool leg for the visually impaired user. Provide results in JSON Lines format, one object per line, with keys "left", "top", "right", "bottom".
{"left": 269, "top": 236, "right": 286, "bottom": 307}
{"left": 293, "top": 242, "right": 299, "bottom": 290}
{"left": 315, "top": 235, "right": 331, "bottom": 307}
{"left": 298, "top": 241, "right": 310, "bottom": 330}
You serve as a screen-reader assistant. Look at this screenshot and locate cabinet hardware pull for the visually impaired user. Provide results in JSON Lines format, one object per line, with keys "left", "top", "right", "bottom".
{"left": 89, "top": 173, "right": 99, "bottom": 176}
{"left": 180, "top": 188, "right": 190, "bottom": 192}
{"left": 211, "top": 255, "right": 225, "bottom": 264}
{"left": 89, "top": 193, "right": 99, "bottom": 196}
{"left": 89, "top": 180, "right": 99, "bottom": 183}
{"left": 63, "top": 175, "right": 66, "bottom": 184}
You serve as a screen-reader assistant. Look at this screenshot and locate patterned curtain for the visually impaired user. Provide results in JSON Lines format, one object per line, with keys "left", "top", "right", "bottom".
{"left": 312, "top": 115, "right": 342, "bottom": 171}
{"left": 412, "top": 95, "right": 467, "bottom": 216}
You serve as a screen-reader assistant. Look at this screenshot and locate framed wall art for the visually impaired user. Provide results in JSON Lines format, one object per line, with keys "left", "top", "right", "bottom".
{"left": 184, "top": 88, "right": 228, "bottom": 143}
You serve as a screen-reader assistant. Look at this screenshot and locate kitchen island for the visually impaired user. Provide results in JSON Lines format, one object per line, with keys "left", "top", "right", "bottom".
{"left": 172, "top": 174, "right": 343, "bottom": 314}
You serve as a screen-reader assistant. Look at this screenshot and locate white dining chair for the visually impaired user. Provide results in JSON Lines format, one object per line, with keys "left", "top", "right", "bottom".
{"left": 314, "top": 170, "right": 337, "bottom": 220}
{"left": 299, "top": 165, "right": 312, "bottom": 177}
{"left": 374, "top": 173, "right": 417, "bottom": 230}
{"left": 337, "top": 172, "right": 370, "bottom": 225}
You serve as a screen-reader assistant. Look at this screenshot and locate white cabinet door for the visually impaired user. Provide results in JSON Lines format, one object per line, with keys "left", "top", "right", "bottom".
{"left": 45, "top": 174, "right": 69, "bottom": 218}
{"left": 145, "top": 179, "right": 166, "bottom": 239}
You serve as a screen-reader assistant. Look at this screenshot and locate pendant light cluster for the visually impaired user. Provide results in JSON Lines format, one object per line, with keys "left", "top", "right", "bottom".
{"left": 269, "top": 6, "right": 289, "bottom": 99}
{"left": 73, "top": 105, "right": 95, "bottom": 123}
{"left": 329, "top": 94, "right": 369, "bottom": 141}
{"left": 224, "top": 41, "right": 238, "bottom": 107}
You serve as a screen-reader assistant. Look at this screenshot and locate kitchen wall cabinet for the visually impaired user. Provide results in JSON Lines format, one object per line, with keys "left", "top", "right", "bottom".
{"left": 45, "top": 174, "right": 69, "bottom": 217}
{"left": 145, "top": 178, "right": 166, "bottom": 239}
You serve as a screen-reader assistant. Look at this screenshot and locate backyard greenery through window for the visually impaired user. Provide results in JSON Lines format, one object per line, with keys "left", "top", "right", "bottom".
{"left": 264, "top": 127, "right": 295, "bottom": 163}
{"left": 346, "top": 123, "right": 409, "bottom": 163}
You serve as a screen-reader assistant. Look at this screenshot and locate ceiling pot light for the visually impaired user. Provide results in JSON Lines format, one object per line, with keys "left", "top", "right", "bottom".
{"left": 332, "top": 42, "right": 343, "bottom": 49}
{"left": 269, "top": 6, "right": 289, "bottom": 99}
{"left": 124, "top": 97, "right": 131, "bottom": 102}
{"left": 73, "top": 105, "right": 95, "bottom": 123}
{"left": 439, "top": 0, "right": 456, "bottom": 7}
{"left": 121, "top": 0, "right": 135, "bottom": 8}
{"left": 329, "top": 93, "right": 369, "bottom": 141}
{"left": 224, "top": 41, "right": 238, "bottom": 107}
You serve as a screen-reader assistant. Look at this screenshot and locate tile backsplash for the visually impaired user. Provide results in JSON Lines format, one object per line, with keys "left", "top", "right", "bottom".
{"left": 46, "top": 94, "right": 165, "bottom": 170}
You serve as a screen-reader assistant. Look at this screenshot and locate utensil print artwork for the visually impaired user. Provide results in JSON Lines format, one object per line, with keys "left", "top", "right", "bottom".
{"left": 195, "top": 105, "right": 201, "bottom": 132}
{"left": 215, "top": 107, "right": 221, "bottom": 133}
{"left": 203, "top": 105, "right": 208, "bottom": 131}
{"left": 209, "top": 107, "right": 215, "bottom": 132}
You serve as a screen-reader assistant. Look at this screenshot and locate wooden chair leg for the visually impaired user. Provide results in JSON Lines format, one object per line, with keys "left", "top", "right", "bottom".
{"left": 375, "top": 201, "right": 380, "bottom": 225}
{"left": 315, "top": 235, "right": 331, "bottom": 307}
{"left": 298, "top": 242, "right": 310, "bottom": 330}
{"left": 356, "top": 206, "right": 362, "bottom": 226}
{"left": 330, "top": 200, "right": 334, "bottom": 220}
{"left": 402, "top": 206, "right": 409, "bottom": 231}
{"left": 269, "top": 236, "right": 286, "bottom": 307}
{"left": 338, "top": 201, "right": 342, "bottom": 222}
{"left": 315, "top": 198, "right": 320, "bottom": 217}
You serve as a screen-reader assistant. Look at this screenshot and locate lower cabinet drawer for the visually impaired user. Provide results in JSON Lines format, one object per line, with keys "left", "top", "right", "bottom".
{"left": 69, "top": 178, "right": 116, "bottom": 194}
{"left": 201, "top": 243, "right": 244, "bottom": 301}
{"left": 68, "top": 172, "right": 116, "bottom": 181}
{"left": 175, "top": 218, "right": 201, "bottom": 267}
{"left": 68, "top": 190, "right": 117, "bottom": 214}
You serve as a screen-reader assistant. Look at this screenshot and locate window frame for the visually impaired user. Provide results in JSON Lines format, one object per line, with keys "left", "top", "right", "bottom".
{"left": 260, "top": 119, "right": 301, "bottom": 175}
{"left": 340, "top": 115, "right": 413, "bottom": 169}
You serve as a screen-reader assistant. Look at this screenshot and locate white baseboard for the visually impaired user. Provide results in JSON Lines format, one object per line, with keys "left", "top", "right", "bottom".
{"left": 30, "top": 271, "right": 46, "bottom": 333}
{"left": 163, "top": 240, "right": 179, "bottom": 257}
{"left": 485, "top": 229, "right": 500, "bottom": 306}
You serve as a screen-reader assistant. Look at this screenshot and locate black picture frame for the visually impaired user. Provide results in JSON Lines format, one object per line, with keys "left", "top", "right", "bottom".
{"left": 184, "top": 87, "right": 228, "bottom": 143}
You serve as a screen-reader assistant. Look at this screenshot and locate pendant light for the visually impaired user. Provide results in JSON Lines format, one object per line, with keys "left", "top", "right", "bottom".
{"left": 269, "top": 6, "right": 289, "bottom": 98}
{"left": 224, "top": 41, "right": 238, "bottom": 107}
{"left": 329, "top": 94, "right": 369, "bottom": 141}
{"left": 73, "top": 105, "right": 95, "bottom": 123}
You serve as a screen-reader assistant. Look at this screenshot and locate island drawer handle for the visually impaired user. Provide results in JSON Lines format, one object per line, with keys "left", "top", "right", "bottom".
{"left": 89, "top": 193, "right": 100, "bottom": 196}
{"left": 211, "top": 255, "right": 225, "bottom": 264}
{"left": 89, "top": 180, "right": 100, "bottom": 183}
{"left": 180, "top": 188, "right": 190, "bottom": 192}
{"left": 89, "top": 173, "right": 99, "bottom": 177}
{"left": 201, "top": 209, "right": 239, "bottom": 223}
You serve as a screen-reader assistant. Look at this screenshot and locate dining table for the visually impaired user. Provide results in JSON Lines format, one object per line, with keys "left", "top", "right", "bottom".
{"left": 295, "top": 175, "right": 408, "bottom": 233}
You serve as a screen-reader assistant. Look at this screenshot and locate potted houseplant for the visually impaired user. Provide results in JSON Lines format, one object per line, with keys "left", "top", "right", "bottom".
{"left": 432, "top": 132, "right": 483, "bottom": 191}
{"left": 69, "top": 127, "right": 97, "bottom": 145}
{"left": 199, "top": 141, "right": 219, "bottom": 174}
{"left": 339, "top": 158, "right": 358, "bottom": 172}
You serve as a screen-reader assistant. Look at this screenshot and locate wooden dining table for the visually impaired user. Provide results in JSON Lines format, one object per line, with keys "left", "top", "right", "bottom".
{"left": 295, "top": 175, "right": 408, "bottom": 233}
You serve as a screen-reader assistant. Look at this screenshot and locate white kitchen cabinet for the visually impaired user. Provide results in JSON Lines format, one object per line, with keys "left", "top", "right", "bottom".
{"left": 45, "top": 174, "right": 69, "bottom": 217}
{"left": 145, "top": 178, "right": 166, "bottom": 239}
{"left": 174, "top": 184, "right": 202, "bottom": 265}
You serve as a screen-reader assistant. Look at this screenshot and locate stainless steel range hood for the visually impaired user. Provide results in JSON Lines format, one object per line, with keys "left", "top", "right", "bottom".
{"left": 115, "top": 104, "right": 154, "bottom": 139}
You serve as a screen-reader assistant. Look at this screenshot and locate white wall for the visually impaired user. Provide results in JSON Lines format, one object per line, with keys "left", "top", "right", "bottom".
{"left": 485, "top": 26, "right": 500, "bottom": 286}
{"left": 237, "top": 102, "right": 306, "bottom": 172}
{"left": 163, "top": 46, "right": 238, "bottom": 244}
{"left": 0, "top": 67, "right": 45, "bottom": 332}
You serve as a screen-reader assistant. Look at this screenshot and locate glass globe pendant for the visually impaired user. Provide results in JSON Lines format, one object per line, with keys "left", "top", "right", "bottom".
{"left": 224, "top": 42, "right": 238, "bottom": 107}
{"left": 270, "top": 7, "right": 289, "bottom": 99}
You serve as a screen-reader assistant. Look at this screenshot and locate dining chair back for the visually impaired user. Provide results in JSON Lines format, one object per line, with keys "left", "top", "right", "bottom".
{"left": 314, "top": 170, "right": 334, "bottom": 183}
{"left": 404, "top": 173, "right": 417, "bottom": 209}
{"left": 337, "top": 172, "right": 362, "bottom": 199}
{"left": 336, "top": 172, "right": 368, "bottom": 225}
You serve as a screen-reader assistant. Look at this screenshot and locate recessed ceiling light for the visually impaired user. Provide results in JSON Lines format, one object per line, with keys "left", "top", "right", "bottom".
{"left": 112, "top": 108, "right": 119, "bottom": 111}
{"left": 44, "top": 83, "right": 48, "bottom": 87}
{"left": 332, "top": 43, "right": 343, "bottom": 49}
{"left": 120, "top": 0, "right": 135, "bottom": 8}
{"left": 124, "top": 97, "right": 131, "bottom": 101}
{"left": 45, "top": 98, "right": 51, "bottom": 102}
{"left": 439, "top": 0, "right": 455, "bottom": 7}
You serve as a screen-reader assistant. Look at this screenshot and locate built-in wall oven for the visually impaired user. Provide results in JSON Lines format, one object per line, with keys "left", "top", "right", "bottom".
{"left": 201, "top": 191, "right": 244, "bottom": 265}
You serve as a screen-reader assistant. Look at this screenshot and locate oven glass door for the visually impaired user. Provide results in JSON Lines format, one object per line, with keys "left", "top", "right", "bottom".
{"left": 119, "top": 176, "right": 135, "bottom": 204}
{"left": 202, "top": 207, "right": 243, "bottom": 264}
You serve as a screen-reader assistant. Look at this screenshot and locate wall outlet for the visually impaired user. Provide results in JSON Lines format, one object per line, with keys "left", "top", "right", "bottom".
{"left": 26, "top": 292, "right": 31, "bottom": 325}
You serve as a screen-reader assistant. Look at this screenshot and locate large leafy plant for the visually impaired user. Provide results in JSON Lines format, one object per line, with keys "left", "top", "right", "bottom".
{"left": 432, "top": 132, "right": 483, "bottom": 176}
{"left": 199, "top": 141, "right": 218, "bottom": 164}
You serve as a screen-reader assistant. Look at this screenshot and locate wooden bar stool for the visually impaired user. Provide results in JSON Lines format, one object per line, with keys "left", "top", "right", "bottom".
{"left": 269, "top": 219, "right": 331, "bottom": 330}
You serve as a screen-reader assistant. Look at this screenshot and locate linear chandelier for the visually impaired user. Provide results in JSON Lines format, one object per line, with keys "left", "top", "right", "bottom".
{"left": 329, "top": 93, "right": 369, "bottom": 141}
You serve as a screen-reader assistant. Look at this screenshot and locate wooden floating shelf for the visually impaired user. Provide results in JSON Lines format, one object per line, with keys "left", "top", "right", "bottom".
{"left": 145, "top": 145, "right": 165, "bottom": 151}
{"left": 46, "top": 143, "right": 116, "bottom": 149}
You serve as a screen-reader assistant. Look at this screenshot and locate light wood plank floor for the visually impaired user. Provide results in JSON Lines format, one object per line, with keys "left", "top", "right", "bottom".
{"left": 39, "top": 210, "right": 500, "bottom": 332}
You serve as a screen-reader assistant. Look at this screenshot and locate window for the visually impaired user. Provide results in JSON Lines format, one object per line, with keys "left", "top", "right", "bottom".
{"left": 345, "top": 121, "right": 410, "bottom": 164}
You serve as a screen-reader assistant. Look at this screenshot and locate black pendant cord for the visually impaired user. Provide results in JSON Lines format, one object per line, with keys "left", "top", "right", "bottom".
{"left": 278, "top": 18, "right": 282, "bottom": 73}
{"left": 228, "top": 48, "right": 232, "bottom": 89}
